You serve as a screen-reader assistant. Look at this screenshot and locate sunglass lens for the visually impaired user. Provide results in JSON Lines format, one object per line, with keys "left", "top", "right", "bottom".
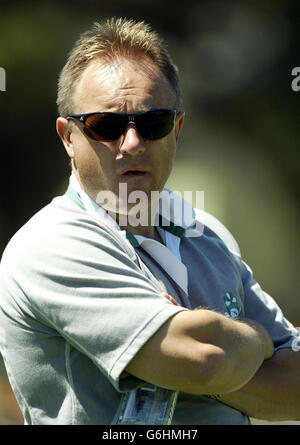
{"left": 137, "top": 110, "right": 175, "bottom": 140}
{"left": 84, "top": 114, "right": 126, "bottom": 141}
{"left": 82, "top": 110, "right": 176, "bottom": 141}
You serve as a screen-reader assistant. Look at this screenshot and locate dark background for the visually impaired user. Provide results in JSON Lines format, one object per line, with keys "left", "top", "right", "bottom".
{"left": 0, "top": 0, "right": 299, "bottom": 424}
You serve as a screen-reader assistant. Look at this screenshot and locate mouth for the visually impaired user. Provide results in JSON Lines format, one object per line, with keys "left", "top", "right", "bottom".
{"left": 120, "top": 167, "right": 149, "bottom": 177}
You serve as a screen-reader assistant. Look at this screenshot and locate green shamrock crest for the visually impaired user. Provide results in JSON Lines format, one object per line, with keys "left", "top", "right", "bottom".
{"left": 223, "top": 291, "right": 241, "bottom": 319}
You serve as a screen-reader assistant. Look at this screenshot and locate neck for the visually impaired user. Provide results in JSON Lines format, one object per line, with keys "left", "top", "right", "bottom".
{"left": 110, "top": 212, "right": 156, "bottom": 239}
{"left": 108, "top": 198, "right": 160, "bottom": 240}
{"left": 72, "top": 173, "right": 160, "bottom": 240}
{"left": 128, "top": 226, "right": 156, "bottom": 239}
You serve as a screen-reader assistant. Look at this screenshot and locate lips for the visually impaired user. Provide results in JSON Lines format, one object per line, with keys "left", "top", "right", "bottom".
{"left": 120, "top": 167, "right": 149, "bottom": 176}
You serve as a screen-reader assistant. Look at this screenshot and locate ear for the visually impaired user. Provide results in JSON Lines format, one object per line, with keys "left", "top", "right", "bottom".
{"left": 56, "top": 117, "right": 75, "bottom": 159}
{"left": 175, "top": 111, "right": 185, "bottom": 143}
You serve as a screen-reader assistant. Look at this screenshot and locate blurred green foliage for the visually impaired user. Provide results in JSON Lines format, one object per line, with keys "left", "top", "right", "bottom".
{"left": 0, "top": 0, "right": 299, "bottom": 425}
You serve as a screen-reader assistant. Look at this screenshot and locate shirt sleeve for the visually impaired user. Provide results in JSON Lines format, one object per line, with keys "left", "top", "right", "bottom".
{"left": 241, "top": 261, "right": 299, "bottom": 351}
{"left": 0, "top": 208, "right": 185, "bottom": 392}
{"left": 195, "top": 209, "right": 299, "bottom": 351}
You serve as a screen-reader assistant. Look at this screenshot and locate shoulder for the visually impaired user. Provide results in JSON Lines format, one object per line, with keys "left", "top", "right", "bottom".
{"left": 193, "top": 208, "right": 241, "bottom": 257}
{"left": 1, "top": 195, "right": 135, "bottom": 272}
{"left": 161, "top": 188, "right": 241, "bottom": 258}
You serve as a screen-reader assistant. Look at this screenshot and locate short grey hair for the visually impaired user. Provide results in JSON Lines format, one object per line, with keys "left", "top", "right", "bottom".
{"left": 56, "top": 17, "right": 182, "bottom": 117}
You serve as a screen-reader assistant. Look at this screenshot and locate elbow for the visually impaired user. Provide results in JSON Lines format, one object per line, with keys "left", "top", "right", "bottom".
{"left": 194, "top": 345, "right": 261, "bottom": 395}
{"left": 190, "top": 343, "right": 253, "bottom": 395}
{"left": 199, "top": 346, "right": 235, "bottom": 394}
{"left": 182, "top": 345, "right": 233, "bottom": 395}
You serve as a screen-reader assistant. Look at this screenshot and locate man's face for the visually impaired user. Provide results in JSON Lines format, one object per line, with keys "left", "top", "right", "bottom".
{"left": 57, "top": 57, "right": 184, "bottom": 218}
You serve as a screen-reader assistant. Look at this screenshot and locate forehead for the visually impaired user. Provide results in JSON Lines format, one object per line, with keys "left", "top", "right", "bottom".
{"left": 73, "top": 57, "right": 176, "bottom": 113}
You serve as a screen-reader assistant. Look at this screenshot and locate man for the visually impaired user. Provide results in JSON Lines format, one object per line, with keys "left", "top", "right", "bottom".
{"left": 0, "top": 17, "right": 299, "bottom": 425}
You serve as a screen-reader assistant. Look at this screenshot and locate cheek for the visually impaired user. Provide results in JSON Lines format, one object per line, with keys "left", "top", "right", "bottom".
{"left": 74, "top": 137, "right": 111, "bottom": 176}
{"left": 152, "top": 140, "right": 176, "bottom": 188}
{"left": 75, "top": 146, "right": 100, "bottom": 177}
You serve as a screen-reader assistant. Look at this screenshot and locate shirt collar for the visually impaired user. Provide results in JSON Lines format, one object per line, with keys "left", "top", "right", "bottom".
{"left": 66, "top": 174, "right": 190, "bottom": 295}
{"left": 66, "top": 173, "right": 196, "bottom": 246}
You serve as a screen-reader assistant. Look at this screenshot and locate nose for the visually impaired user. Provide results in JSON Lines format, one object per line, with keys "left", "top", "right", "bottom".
{"left": 118, "top": 122, "right": 145, "bottom": 158}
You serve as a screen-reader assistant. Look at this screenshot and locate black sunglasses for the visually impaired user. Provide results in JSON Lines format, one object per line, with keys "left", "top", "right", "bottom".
{"left": 67, "top": 108, "right": 178, "bottom": 142}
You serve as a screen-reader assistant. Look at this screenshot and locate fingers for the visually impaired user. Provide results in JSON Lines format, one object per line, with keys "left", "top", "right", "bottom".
{"left": 162, "top": 292, "right": 180, "bottom": 306}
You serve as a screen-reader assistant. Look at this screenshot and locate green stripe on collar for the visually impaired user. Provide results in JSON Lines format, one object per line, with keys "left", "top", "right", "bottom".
{"left": 163, "top": 221, "right": 185, "bottom": 238}
{"left": 65, "top": 185, "right": 85, "bottom": 210}
{"left": 158, "top": 215, "right": 186, "bottom": 238}
{"left": 125, "top": 232, "right": 140, "bottom": 247}
{"left": 125, "top": 221, "right": 185, "bottom": 248}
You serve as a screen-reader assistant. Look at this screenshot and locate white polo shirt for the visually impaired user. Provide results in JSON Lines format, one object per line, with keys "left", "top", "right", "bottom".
{"left": 0, "top": 175, "right": 298, "bottom": 425}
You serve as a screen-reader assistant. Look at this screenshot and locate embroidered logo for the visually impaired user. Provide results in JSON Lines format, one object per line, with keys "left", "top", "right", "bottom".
{"left": 223, "top": 291, "right": 241, "bottom": 319}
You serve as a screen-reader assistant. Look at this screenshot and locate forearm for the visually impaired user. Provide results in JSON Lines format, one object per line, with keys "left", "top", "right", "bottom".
{"left": 127, "top": 309, "right": 273, "bottom": 395}
{"left": 200, "top": 313, "right": 274, "bottom": 394}
{"left": 218, "top": 348, "right": 300, "bottom": 421}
